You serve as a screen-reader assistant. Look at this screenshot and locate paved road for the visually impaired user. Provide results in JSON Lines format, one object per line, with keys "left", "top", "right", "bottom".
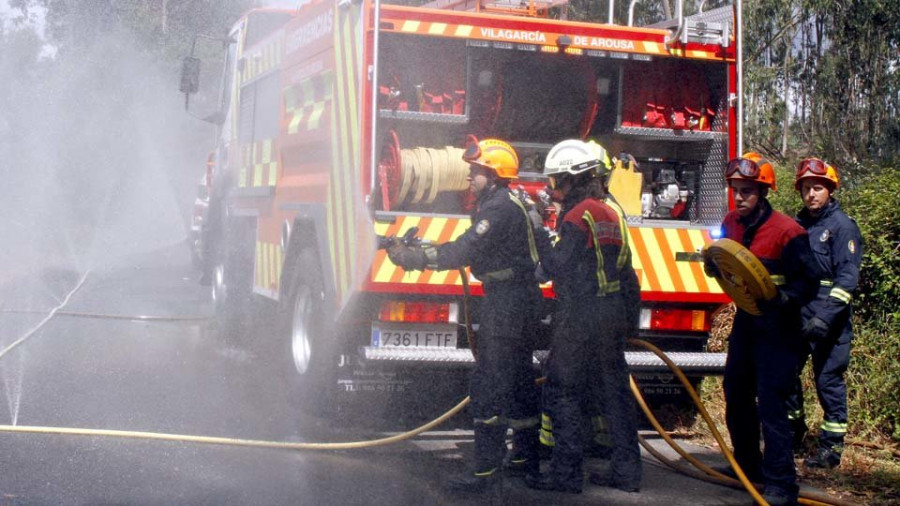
{"left": 0, "top": 243, "right": 752, "bottom": 505}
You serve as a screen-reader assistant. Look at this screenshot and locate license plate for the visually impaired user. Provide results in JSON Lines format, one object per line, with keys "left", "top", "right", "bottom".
{"left": 372, "top": 324, "right": 458, "bottom": 348}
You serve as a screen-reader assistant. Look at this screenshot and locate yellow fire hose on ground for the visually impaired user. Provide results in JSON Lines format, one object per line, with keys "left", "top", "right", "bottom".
{"left": 0, "top": 338, "right": 855, "bottom": 505}
{"left": 0, "top": 250, "right": 857, "bottom": 505}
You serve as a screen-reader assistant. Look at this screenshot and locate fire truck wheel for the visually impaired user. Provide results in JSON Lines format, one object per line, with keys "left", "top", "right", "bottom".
{"left": 279, "top": 248, "right": 337, "bottom": 415}
{"left": 213, "top": 218, "right": 255, "bottom": 344}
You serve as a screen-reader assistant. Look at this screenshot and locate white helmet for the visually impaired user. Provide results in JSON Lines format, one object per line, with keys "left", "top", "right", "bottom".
{"left": 544, "top": 139, "right": 604, "bottom": 177}
{"left": 585, "top": 140, "right": 612, "bottom": 180}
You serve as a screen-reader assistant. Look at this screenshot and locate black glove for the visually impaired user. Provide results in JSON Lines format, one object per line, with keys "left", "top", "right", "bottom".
{"left": 703, "top": 256, "right": 721, "bottom": 278}
{"left": 756, "top": 290, "right": 789, "bottom": 314}
{"left": 387, "top": 243, "right": 427, "bottom": 271}
{"left": 801, "top": 316, "right": 830, "bottom": 341}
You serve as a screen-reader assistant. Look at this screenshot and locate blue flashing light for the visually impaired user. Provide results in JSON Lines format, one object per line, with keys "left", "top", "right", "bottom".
{"left": 710, "top": 226, "right": 724, "bottom": 239}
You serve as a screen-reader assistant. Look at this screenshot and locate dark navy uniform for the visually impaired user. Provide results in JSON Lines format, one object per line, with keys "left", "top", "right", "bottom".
{"left": 721, "top": 199, "right": 820, "bottom": 501}
{"left": 787, "top": 199, "right": 862, "bottom": 458}
{"left": 428, "top": 185, "right": 542, "bottom": 476}
{"left": 532, "top": 191, "right": 641, "bottom": 492}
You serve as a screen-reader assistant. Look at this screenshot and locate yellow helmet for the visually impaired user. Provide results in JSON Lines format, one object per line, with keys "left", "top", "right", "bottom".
{"left": 795, "top": 157, "right": 840, "bottom": 191}
{"left": 463, "top": 138, "right": 519, "bottom": 179}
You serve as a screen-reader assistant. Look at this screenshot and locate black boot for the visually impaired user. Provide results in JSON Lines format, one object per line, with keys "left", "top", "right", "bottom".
{"left": 760, "top": 486, "right": 799, "bottom": 506}
{"left": 523, "top": 472, "right": 582, "bottom": 494}
{"left": 503, "top": 455, "right": 539, "bottom": 478}
{"left": 587, "top": 471, "right": 640, "bottom": 493}
{"left": 445, "top": 468, "right": 502, "bottom": 493}
{"left": 804, "top": 446, "right": 842, "bottom": 469}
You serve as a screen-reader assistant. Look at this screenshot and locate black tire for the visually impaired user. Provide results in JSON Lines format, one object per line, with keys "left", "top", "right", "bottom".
{"left": 212, "top": 217, "right": 255, "bottom": 344}
{"left": 278, "top": 247, "right": 338, "bottom": 417}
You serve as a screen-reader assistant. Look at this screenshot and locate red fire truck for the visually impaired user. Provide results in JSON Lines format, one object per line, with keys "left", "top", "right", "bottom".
{"left": 181, "top": 0, "right": 738, "bottom": 417}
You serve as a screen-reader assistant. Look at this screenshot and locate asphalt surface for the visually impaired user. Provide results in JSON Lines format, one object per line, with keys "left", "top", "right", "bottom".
{"left": 0, "top": 243, "right": 754, "bottom": 505}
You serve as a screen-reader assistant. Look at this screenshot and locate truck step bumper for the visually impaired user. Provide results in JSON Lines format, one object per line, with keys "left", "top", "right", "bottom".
{"left": 361, "top": 347, "right": 726, "bottom": 374}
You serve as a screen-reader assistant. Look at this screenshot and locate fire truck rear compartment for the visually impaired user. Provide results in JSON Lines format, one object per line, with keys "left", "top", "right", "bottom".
{"left": 374, "top": 33, "right": 728, "bottom": 224}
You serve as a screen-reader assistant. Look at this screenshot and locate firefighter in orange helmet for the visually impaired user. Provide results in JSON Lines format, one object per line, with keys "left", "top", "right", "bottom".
{"left": 388, "top": 138, "right": 542, "bottom": 493}
{"left": 709, "top": 152, "right": 822, "bottom": 506}
{"left": 786, "top": 158, "right": 862, "bottom": 470}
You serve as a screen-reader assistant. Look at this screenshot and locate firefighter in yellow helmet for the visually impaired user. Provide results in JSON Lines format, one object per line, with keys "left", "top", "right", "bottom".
{"left": 786, "top": 158, "right": 862, "bottom": 470}
{"left": 707, "top": 152, "right": 822, "bottom": 506}
{"left": 388, "top": 138, "right": 542, "bottom": 493}
{"left": 525, "top": 139, "right": 641, "bottom": 494}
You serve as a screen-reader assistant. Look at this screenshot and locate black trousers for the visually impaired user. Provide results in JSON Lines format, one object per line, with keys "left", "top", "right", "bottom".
{"left": 543, "top": 295, "right": 641, "bottom": 489}
{"left": 725, "top": 310, "right": 803, "bottom": 497}
{"left": 469, "top": 280, "right": 542, "bottom": 471}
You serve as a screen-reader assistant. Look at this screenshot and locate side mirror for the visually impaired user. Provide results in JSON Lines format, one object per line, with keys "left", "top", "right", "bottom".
{"left": 180, "top": 56, "right": 201, "bottom": 95}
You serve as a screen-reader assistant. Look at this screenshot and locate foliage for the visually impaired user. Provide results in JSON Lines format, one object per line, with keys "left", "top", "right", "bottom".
{"left": 744, "top": 0, "right": 900, "bottom": 170}
{"left": 8, "top": 0, "right": 254, "bottom": 66}
{"left": 848, "top": 321, "right": 900, "bottom": 441}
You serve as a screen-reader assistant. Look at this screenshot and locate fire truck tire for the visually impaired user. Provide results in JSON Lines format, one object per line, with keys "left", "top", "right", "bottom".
{"left": 278, "top": 247, "right": 338, "bottom": 416}
{"left": 213, "top": 218, "right": 255, "bottom": 344}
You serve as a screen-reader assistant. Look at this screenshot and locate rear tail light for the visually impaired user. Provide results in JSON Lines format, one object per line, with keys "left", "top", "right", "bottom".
{"left": 639, "top": 308, "right": 710, "bottom": 332}
{"left": 379, "top": 301, "right": 457, "bottom": 324}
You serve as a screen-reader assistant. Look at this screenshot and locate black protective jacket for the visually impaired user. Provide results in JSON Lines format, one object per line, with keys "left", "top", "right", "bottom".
{"left": 433, "top": 185, "right": 538, "bottom": 283}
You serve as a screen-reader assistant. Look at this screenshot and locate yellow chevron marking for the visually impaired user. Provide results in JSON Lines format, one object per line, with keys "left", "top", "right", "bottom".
{"left": 666, "top": 228, "right": 699, "bottom": 292}
{"left": 428, "top": 270, "right": 451, "bottom": 284}
{"left": 642, "top": 41, "right": 661, "bottom": 54}
{"left": 270, "top": 242, "right": 278, "bottom": 290}
{"left": 255, "top": 241, "right": 263, "bottom": 291}
{"left": 401, "top": 20, "right": 420, "bottom": 32}
{"left": 308, "top": 101, "right": 326, "bottom": 130}
{"left": 262, "top": 139, "right": 272, "bottom": 163}
{"left": 429, "top": 23, "right": 447, "bottom": 35}
{"left": 289, "top": 111, "right": 305, "bottom": 134}
{"left": 423, "top": 218, "right": 447, "bottom": 242}
{"left": 341, "top": 15, "right": 359, "bottom": 170}
{"left": 626, "top": 230, "right": 650, "bottom": 290}
{"left": 451, "top": 219, "right": 469, "bottom": 240}
{"left": 639, "top": 228, "right": 675, "bottom": 292}
{"left": 267, "top": 161, "right": 277, "bottom": 186}
{"left": 374, "top": 256, "right": 397, "bottom": 282}
{"left": 397, "top": 217, "right": 423, "bottom": 242}
{"left": 690, "top": 50, "right": 708, "bottom": 59}
{"left": 455, "top": 25, "right": 473, "bottom": 37}
{"left": 253, "top": 164, "right": 264, "bottom": 187}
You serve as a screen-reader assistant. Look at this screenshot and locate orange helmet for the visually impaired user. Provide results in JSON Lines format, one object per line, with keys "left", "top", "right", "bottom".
{"left": 725, "top": 152, "right": 777, "bottom": 191}
{"left": 463, "top": 138, "right": 519, "bottom": 179}
{"left": 794, "top": 157, "right": 839, "bottom": 191}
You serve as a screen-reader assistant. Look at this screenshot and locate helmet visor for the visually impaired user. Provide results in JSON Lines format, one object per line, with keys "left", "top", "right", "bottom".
{"left": 725, "top": 158, "right": 760, "bottom": 178}
{"left": 462, "top": 143, "right": 481, "bottom": 163}
{"left": 796, "top": 158, "right": 828, "bottom": 177}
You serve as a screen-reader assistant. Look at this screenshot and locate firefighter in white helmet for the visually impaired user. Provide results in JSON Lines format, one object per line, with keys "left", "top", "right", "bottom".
{"left": 525, "top": 139, "right": 641, "bottom": 494}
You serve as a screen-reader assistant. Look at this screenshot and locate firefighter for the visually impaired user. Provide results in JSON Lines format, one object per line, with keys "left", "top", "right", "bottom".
{"left": 387, "top": 138, "right": 542, "bottom": 492}
{"left": 524, "top": 139, "right": 641, "bottom": 494}
{"left": 536, "top": 141, "right": 623, "bottom": 462}
{"left": 786, "top": 158, "right": 862, "bottom": 469}
{"left": 707, "top": 153, "right": 821, "bottom": 506}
